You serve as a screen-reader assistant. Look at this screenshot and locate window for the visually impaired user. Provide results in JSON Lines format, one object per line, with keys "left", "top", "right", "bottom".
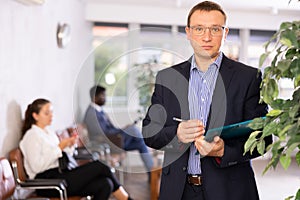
{"left": 248, "top": 30, "right": 276, "bottom": 67}
{"left": 135, "top": 24, "right": 184, "bottom": 113}
{"left": 93, "top": 23, "right": 129, "bottom": 107}
{"left": 223, "top": 28, "right": 240, "bottom": 61}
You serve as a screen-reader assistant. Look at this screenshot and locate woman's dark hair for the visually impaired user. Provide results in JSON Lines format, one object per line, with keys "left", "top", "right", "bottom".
{"left": 187, "top": 1, "right": 227, "bottom": 27}
{"left": 21, "top": 98, "right": 50, "bottom": 136}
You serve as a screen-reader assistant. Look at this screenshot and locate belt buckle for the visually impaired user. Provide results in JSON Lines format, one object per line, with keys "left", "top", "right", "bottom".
{"left": 188, "top": 175, "right": 201, "bottom": 186}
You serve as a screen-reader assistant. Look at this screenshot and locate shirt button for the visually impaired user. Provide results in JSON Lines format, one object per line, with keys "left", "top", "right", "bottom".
{"left": 182, "top": 166, "right": 187, "bottom": 171}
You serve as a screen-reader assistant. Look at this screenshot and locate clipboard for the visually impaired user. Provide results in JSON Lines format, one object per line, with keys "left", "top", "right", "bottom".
{"left": 204, "top": 119, "right": 254, "bottom": 142}
{"left": 195, "top": 119, "right": 256, "bottom": 155}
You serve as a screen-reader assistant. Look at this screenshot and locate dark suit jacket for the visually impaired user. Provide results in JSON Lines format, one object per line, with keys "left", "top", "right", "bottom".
{"left": 142, "top": 55, "right": 271, "bottom": 200}
{"left": 83, "top": 105, "right": 125, "bottom": 153}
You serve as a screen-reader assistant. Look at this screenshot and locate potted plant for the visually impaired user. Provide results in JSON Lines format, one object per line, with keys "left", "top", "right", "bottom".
{"left": 135, "top": 57, "right": 167, "bottom": 118}
{"left": 244, "top": 20, "right": 300, "bottom": 200}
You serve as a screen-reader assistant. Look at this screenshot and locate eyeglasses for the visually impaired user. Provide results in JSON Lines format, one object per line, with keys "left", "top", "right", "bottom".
{"left": 188, "top": 25, "right": 226, "bottom": 36}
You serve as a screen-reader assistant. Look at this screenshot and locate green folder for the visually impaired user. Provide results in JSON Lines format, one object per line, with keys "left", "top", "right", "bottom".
{"left": 204, "top": 119, "right": 254, "bottom": 142}
{"left": 195, "top": 118, "right": 260, "bottom": 155}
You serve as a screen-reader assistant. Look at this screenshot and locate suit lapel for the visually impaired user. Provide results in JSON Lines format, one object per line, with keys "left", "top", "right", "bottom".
{"left": 207, "top": 56, "right": 236, "bottom": 129}
{"left": 175, "top": 60, "right": 191, "bottom": 120}
{"left": 171, "top": 56, "right": 236, "bottom": 128}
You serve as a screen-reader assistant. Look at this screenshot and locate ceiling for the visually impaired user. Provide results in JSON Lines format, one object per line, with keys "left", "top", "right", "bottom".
{"left": 88, "top": 0, "right": 300, "bottom": 12}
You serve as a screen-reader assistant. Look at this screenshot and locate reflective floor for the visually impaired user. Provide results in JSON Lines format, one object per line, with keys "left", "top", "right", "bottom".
{"left": 112, "top": 157, "right": 300, "bottom": 200}
{"left": 253, "top": 157, "right": 300, "bottom": 200}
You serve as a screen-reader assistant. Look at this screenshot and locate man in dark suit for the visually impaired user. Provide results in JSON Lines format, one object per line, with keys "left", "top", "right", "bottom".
{"left": 142, "top": 1, "right": 272, "bottom": 200}
{"left": 83, "top": 85, "right": 153, "bottom": 174}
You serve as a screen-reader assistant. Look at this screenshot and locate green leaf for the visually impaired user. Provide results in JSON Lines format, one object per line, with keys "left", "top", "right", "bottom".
{"left": 280, "top": 22, "right": 292, "bottom": 30}
{"left": 295, "top": 188, "right": 300, "bottom": 200}
{"left": 269, "top": 99, "right": 285, "bottom": 110}
{"left": 280, "top": 154, "right": 291, "bottom": 170}
{"left": 248, "top": 118, "right": 265, "bottom": 130}
{"left": 259, "top": 53, "right": 269, "bottom": 67}
{"left": 280, "top": 29, "right": 298, "bottom": 48}
{"left": 286, "top": 143, "right": 300, "bottom": 156}
{"left": 285, "top": 47, "right": 297, "bottom": 59}
{"left": 257, "top": 139, "right": 266, "bottom": 155}
{"left": 261, "top": 86, "right": 272, "bottom": 104}
{"left": 262, "top": 121, "right": 277, "bottom": 138}
{"left": 290, "top": 59, "right": 300, "bottom": 74}
{"left": 292, "top": 88, "right": 300, "bottom": 101}
{"left": 295, "top": 74, "right": 300, "bottom": 88}
{"left": 285, "top": 196, "right": 294, "bottom": 200}
{"left": 263, "top": 153, "right": 280, "bottom": 174}
{"left": 244, "top": 131, "right": 260, "bottom": 154}
{"left": 278, "top": 125, "right": 292, "bottom": 137}
{"left": 289, "top": 104, "right": 300, "bottom": 118}
{"left": 250, "top": 140, "right": 258, "bottom": 155}
{"left": 267, "top": 79, "right": 279, "bottom": 101}
{"left": 296, "top": 151, "right": 300, "bottom": 167}
{"left": 266, "top": 109, "right": 282, "bottom": 117}
{"left": 280, "top": 37, "right": 292, "bottom": 48}
{"left": 277, "top": 60, "right": 292, "bottom": 74}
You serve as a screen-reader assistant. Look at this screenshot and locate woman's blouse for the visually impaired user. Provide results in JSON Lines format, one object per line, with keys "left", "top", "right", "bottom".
{"left": 19, "top": 125, "right": 62, "bottom": 179}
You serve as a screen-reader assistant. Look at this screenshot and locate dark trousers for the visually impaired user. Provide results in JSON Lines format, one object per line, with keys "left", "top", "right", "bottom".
{"left": 35, "top": 161, "right": 120, "bottom": 200}
{"left": 122, "top": 125, "right": 154, "bottom": 171}
{"left": 181, "top": 181, "right": 205, "bottom": 200}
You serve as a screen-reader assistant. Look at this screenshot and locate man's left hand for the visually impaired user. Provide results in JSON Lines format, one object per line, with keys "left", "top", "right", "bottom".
{"left": 194, "top": 136, "right": 224, "bottom": 157}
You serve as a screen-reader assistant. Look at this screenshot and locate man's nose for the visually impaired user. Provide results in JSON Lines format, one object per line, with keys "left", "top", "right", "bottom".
{"left": 202, "top": 28, "right": 212, "bottom": 41}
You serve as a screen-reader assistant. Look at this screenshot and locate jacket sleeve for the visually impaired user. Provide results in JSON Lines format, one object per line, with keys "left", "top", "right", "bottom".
{"left": 142, "top": 71, "right": 189, "bottom": 153}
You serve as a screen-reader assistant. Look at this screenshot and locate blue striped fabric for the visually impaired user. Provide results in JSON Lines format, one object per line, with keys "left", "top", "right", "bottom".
{"left": 187, "top": 53, "right": 223, "bottom": 175}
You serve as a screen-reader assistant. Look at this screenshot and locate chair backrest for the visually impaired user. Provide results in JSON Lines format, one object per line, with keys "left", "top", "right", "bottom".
{"left": 0, "top": 157, "right": 16, "bottom": 200}
{"left": 9, "top": 147, "right": 27, "bottom": 182}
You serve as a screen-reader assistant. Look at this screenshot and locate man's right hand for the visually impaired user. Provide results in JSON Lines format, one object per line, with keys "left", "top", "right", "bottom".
{"left": 176, "top": 119, "right": 205, "bottom": 143}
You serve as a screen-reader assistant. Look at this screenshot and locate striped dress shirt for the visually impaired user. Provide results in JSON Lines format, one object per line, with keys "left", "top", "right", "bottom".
{"left": 187, "top": 53, "right": 223, "bottom": 175}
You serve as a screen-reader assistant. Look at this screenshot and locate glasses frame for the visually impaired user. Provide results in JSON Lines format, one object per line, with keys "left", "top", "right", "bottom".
{"left": 188, "top": 25, "right": 227, "bottom": 36}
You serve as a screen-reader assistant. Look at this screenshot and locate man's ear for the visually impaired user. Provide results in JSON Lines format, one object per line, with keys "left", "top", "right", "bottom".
{"left": 185, "top": 26, "right": 191, "bottom": 40}
{"left": 223, "top": 27, "right": 229, "bottom": 40}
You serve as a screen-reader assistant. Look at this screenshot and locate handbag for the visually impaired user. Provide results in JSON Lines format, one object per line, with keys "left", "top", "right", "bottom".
{"left": 58, "top": 151, "right": 78, "bottom": 173}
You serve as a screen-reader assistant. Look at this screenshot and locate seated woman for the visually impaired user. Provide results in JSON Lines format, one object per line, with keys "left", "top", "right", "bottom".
{"left": 19, "top": 98, "right": 133, "bottom": 200}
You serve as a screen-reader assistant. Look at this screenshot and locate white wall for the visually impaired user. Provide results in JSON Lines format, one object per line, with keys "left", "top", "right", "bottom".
{"left": 86, "top": 2, "right": 300, "bottom": 30}
{"left": 0, "top": 0, "right": 93, "bottom": 157}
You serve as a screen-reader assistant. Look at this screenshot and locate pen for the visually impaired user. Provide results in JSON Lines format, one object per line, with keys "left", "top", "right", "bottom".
{"left": 173, "top": 117, "right": 186, "bottom": 122}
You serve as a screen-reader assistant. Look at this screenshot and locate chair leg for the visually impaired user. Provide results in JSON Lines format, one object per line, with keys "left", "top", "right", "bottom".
{"left": 62, "top": 186, "right": 68, "bottom": 200}
{"left": 116, "top": 165, "right": 124, "bottom": 185}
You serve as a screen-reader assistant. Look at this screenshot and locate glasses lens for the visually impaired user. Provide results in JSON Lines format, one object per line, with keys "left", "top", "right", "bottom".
{"left": 190, "top": 26, "right": 224, "bottom": 36}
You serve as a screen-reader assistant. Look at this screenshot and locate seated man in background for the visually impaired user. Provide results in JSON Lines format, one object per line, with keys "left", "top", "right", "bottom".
{"left": 83, "top": 85, "right": 153, "bottom": 177}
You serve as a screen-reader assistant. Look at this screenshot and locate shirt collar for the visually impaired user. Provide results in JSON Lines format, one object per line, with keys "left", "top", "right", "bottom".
{"left": 190, "top": 52, "right": 223, "bottom": 72}
{"left": 90, "top": 102, "right": 102, "bottom": 112}
{"left": 32, "top": 124, "right": 49, "bottom": 134}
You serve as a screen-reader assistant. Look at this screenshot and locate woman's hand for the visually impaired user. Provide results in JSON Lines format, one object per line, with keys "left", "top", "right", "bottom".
{"left": 58, "top": 134, "right": 78, "bottom": 150}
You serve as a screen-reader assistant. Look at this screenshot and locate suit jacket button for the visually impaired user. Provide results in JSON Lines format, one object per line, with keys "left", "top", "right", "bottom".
{"left": 182, "top": 166, "right": 187, "bottom": 171}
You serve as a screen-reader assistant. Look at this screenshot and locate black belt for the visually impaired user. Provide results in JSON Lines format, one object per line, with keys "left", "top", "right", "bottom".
{"left": 187, "top": 174, "right": 202, "bottom": 186}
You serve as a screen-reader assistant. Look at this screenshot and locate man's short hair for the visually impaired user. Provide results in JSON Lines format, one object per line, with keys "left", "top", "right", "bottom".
{"left": 89, "top": 85, "right": 106, "bottom": 100}
{"left": 187, "top": 1, "right": 227, "bottom": 27}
